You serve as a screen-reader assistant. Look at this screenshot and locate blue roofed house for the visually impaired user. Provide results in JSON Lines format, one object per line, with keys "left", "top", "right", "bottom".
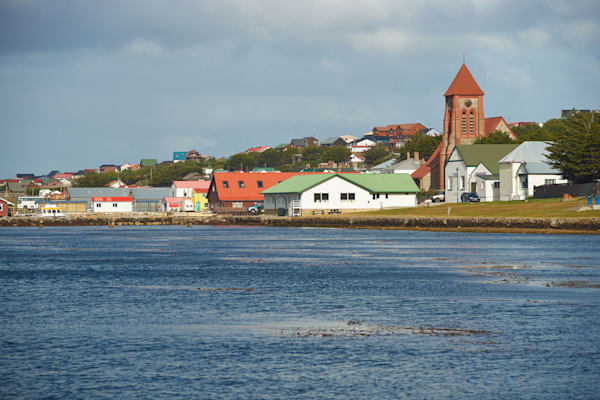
{"left": 498, "top": 141, "right": 567, "bottom": 201}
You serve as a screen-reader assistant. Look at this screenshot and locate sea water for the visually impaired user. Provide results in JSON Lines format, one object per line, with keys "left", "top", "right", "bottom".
{"left": 1, "top": 226, "right": 599, "bottom": 399}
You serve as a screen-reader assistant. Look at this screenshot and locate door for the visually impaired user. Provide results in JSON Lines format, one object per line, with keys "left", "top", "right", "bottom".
{"left": 471, "top": 182, "right": 476, "bottom": 193}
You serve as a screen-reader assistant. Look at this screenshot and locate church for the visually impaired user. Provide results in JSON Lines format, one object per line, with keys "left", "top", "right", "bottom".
{"left": 412, "top": 63, "right": 516, "bottom": 191}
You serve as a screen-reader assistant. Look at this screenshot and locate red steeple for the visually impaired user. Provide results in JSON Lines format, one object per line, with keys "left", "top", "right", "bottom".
{"left": 444, "top": 64, "right": 484, "bottom": 96}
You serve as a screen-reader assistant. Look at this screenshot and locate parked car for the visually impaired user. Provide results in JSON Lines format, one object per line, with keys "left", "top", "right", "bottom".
{"left": 431, "top": 191, "right": 445, "bottom": 202}
{"left": 460, "top": 192, "right": 481, "bottom": 202}
{"left": 247, "top": 202, "right": 264, "bottom": 215}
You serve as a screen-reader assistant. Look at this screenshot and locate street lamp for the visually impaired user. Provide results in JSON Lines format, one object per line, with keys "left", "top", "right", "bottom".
{"left": 455, "top": 168, "right": 460, "bottom": 203}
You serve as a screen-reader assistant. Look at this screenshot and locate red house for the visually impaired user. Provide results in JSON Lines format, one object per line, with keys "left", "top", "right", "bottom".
{"left": 0, "top": 197, "right": 15, "bottom": 217}
{"left": 207, "top": 171, "right": 313, "bottom": 212}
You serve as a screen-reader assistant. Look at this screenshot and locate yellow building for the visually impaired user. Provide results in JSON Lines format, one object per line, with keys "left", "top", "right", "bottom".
{"left": 192, "top": 189, "right": 209, "bottom": 212}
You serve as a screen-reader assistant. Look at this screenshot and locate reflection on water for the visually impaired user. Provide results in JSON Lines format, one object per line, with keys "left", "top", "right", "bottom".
{"left": 1, "top": 225, "right": 599, "bottom": 399}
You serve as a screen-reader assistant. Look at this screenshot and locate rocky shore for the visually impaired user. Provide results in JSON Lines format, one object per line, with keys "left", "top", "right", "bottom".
{"left": 1, "top": 214, "right": 599, "bottom": 234}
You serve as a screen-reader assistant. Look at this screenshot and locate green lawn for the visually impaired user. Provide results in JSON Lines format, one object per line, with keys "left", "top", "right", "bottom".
{"left": 359, "top": 197, "right": 600, "bottom": 218}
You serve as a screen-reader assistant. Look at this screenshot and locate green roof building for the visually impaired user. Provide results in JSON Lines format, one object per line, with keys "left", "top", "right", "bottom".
{"left": 262, "top": 173, "right": 419, "bottom": 216}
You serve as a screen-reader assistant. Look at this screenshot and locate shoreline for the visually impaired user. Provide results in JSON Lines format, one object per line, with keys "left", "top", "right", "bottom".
{"left": 1, "top": 214, "right": 599, "bottom": 234}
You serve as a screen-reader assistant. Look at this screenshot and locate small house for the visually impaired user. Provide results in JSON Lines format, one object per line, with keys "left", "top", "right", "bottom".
{"left": 171, "top": 180, "right": 211, "bottom": 198}
{"left": 0, "top": 197, "right": 15, "bottom": 217}
{"left": 92, "top": 197, "right": 133, "bottom": 213}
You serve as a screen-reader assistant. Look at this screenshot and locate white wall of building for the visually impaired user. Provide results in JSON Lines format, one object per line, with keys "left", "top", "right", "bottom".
{"left": 445, "top": 159, "right": 469, "bottom": 203}
{"left": 499, "top": 162, "right": 567, "bottom": 200}
{"left": 171, "top": 185, "right": 193, "bottom": 198}
{"left": 93, "top": 201, "right": 133, "bottom": 213}
{"left": 300, "top": 176, "right": 416, "bottom": 210}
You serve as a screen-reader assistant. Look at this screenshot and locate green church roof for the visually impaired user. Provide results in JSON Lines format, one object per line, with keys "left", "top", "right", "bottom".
{"left": 453, "top": 144, "right": 519, "bottom": 175}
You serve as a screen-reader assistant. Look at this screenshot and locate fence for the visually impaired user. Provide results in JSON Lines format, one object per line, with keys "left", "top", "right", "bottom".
{"left": 534, "top": 182, "right": 599, "bottom": 198}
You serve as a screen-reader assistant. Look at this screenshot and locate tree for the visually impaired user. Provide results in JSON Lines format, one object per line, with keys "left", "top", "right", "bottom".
{"left": 256, "top": 149, "right": 282, "bottom": 167}
{"left": 474, "top": 130, "right": 518, "bottom": 144}
{"left": 363, "top": 143, "right": 390, "bottom": 166}
{"left": 73, "top": 171, "right": 117, "bottom": 187}
{"left": 227, "top": 153, "right": 258, "bottom": 171}
{"left": 546, "top": 111, "right": 600, "bottom": 183}
{"left": 323, "top": 145, "right": 351, "bottom": 163}
{"left": 401, "top": 132, "right": 442, "bottom": 160}
{"left": 301, "top": 146, "right": 324, "bottom": 162}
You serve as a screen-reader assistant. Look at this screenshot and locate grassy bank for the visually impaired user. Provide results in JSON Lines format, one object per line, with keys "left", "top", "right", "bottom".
{"left": 357, "top": 197, "right": 599, "bottom": 218}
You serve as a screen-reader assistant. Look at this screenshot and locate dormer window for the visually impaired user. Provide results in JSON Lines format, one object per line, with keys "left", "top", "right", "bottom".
{"left": 222, "top": 181, "right": 229, "bottom": 188}
{"left": 238, "top": 181, "right": 245, "bottom": 188}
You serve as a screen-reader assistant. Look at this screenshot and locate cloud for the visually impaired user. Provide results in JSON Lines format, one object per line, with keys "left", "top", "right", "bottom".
{"left": 0, "top": 0, "right": 599, "bottom": 177}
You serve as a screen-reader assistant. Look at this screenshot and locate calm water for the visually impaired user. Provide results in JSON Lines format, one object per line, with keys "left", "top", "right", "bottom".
{"left": 1, "top": 226, "right": 599, "bottom": 399}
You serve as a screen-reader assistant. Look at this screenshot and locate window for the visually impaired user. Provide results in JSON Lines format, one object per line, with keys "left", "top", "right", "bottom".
{"left": 232, "top": 202, "right": 243, "bottom": 208}
{"left": 222, "top": 181, "right": 229, "bottom": 188}
{"left": 314, "top": 193, "right": 329, "bottom": 202}
{"left": 340, "top": 193, "right": 355, "bottom": 202}
{"left": 461, "top": 112, "right": 467, "bottom": 134}
{"left": 469, "top": 111, "right": 474, "bottom": 134}
{"left": 481, "top": 181, "right": 485, "bottom": 189}
{"left": 493, "top": 182, "right": 500, "bottom": 189}
{"left": 448, "top": 178, "right": 453, "bottom": 191}
{"left": 385, "top": 194, "right": 389, "bottom": 199}
{"left": 372, "top": 193, "right": 380, "bottom": 200}
{"left": 257, "top": 180, "right": 263, "bottom": 188}
{"left": 460, "top": 177, "right": 465, "bottom": 190}
{"left": 545, "top": 179, "right": 556, "bottom": 185}
{"left": 0, "top": 203, "right": 3, "bottom": 211}
{"left": 238, "top": 181, "right": 245, "bottom": 188}
{"left": 113, "top": 203, "right": 118, "bottom": 207}
{"left": 202, "top": 194, "right": 206, "bottom": 198}
{"left": 96, "top": 203, "right": 101, "bottom": 208}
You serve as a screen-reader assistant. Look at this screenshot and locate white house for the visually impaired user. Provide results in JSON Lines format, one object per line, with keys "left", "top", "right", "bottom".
{"left": 498, "top": 141, "right": 567, "bottom": 200}
{"left": 92, "top": 196, "right": 133, "bottom": 213}
{"left": 261, "top": 173, "right": 419, "bottom": 216}
{"left": 350, "top": 138, "right": 376, "bottom": 153}
{"left": 370, "top": 153, "right": 423, "bottom": 175}
{"left": 171, "top": 180, "right": 211, "bottom": 198}
{"left": 445, "top": 144, "right": 519, "bottom": 203}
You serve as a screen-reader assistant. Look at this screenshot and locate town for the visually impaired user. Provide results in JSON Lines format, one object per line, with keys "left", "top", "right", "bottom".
{"left": 1, "top": 64, "right": 598, "bottom": 219}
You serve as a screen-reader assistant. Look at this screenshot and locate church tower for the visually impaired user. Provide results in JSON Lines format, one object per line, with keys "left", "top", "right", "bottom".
{"left": 439, "top": 63, "right": 485, "bottom": 188}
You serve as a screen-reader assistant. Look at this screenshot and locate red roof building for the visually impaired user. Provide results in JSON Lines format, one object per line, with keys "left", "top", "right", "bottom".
{"left": 92, "top": 197, "right": 133, "bottom": 202}
{"left": 207, "top": 171, "right": 313, "bottom": 211}
{"left": 372, "top": 123, "right": 426, "bottom": 137}
{"left": 244, "top": 146, "right": 271, "bottom": 153}
{"left": 412, "top": 63, "right": 515, "bottom": 191}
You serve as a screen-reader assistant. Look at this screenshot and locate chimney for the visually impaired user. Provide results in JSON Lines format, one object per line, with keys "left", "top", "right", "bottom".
{"left": 406, "top": 152, "right": 410, "bottom": 160}
{"left": 414, "top": 152, "right": 419, "bottom": 162}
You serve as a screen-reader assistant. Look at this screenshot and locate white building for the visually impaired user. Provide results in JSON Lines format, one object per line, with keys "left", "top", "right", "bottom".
{"left": 445, "top": 144, "right": 519, "bottom": 203}
{"left": 92, "top": 196, "right": 133, "bottom": 213}
{"left": 261, "top": 173, "right": 419, "bottom": 216}
{"left": 349, "top": 138, "right": 376, "bottom": 153}
{"left": 369, "top": 153, "right": 423, "bottom": 175}
{"left": 498, "top": 141, "right": 567, "bottom": 200}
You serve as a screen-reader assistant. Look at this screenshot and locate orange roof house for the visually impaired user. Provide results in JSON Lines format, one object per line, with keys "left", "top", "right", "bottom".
{"left": 372, "top": 123, "right": 426, "bottom": 137}
{"left": 207, "top": 171, "right": 313, "bottom": 211}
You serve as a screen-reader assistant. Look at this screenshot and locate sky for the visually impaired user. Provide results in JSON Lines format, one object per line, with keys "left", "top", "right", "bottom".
{"left": 1, "top": 0, "right": 599, "bottom": 177}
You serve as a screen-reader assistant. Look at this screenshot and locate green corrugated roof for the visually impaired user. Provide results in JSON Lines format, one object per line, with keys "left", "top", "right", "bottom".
{"left": 262, "top": 173, "right": 420, "bottom": 194}
{"left": 454, "top": 144, "right": 519, "bottom": 174}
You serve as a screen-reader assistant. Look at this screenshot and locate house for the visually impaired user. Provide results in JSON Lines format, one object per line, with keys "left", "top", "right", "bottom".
{"left": 7, "top": 182, "right": 26, "bottom": 195}
{"left": 182, "top": 172, "right": 205, "bottom": 181}
{"left": 498, "top": 141, "right": 567, "bottom": 201}
{"left": 262, "top": 173, "right": 419, "bottom": 216}
{"left": 192, "top": 187, "right": 209, "bottom": 212}
{"left": 245, "top": 146, "right": 271, "bottom": 153}
{"left": 372, "top": 123, "right": 427, "bottom": 138}
{"left": 171, "top": 180, "right": 211, "bottom": 198}
{"left": 16, "top": 173, "right": 34, "bottom": 179}
{"left": 320, "top": 135, "right": 357, "bottom": 148}
{"left": 349, "top": 153, "right": 366, "bottom": 165}
{"left": 0, "top": 197, "right": 15, "bottom": 217}
{"left": 425, "top": 128, "right": 441, "bottom": 137}
{"left": 350, "top": 137, "right": 376, "bottom": 153}
{"left": 140, "top": 159, "right": 158, "bottom": 168}
{"left": 99, "top": 164, "right": 118, "bottom": 173}
{"left": 92, "top": 197, "right": 133, "bottom": 213}
{"left": 370, "top": 153, "right": 423, "bottom": 175}
{"left": 444, "top": 144, "right": 519, "bottom": 202}
{"left": 207, "top": 171, "right": 310, "bottom": 212}
{"left": 186, "top": 150, "right": 204, "bottom": 162}
{"left": 53, "top": 173, "right": 73, "bottom": 179}
{"left": 163, "top": 197, "right": 193, "bottom": 212}
{"left": 290, "top": 137, "right": 319, "bottom": 148}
